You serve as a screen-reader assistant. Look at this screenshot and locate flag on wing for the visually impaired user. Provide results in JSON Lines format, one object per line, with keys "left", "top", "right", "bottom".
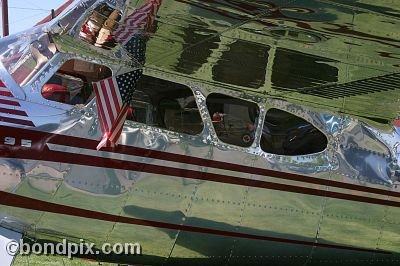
{"left": 93, "top": 0, "right": 163, "bottom": 149}
{"left": 114, "top": 0, "right": 162, "bottom": 45}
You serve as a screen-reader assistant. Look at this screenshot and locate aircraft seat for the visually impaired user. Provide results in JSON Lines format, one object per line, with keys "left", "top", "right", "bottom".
{"left": 41, "top": 84, "right": 70, "bottom": 103}
{"left": 126, "top": 107, "right": 135, "bottom": 120}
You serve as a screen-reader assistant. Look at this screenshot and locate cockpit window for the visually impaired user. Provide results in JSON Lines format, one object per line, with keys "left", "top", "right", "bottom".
{"left": 0, "top": 31, "right": 57, "bottom": 86}
{"left": 126, "top": 76, "right": 203, "bottom": 135}
{"left": 79, "top": 4, "right": 121, "bottom": 49}
{"left": 42, "top": 59, "right": 111, "bottom": 106}
{"left": 261, "top": 108, "right": 327, "bottom": 155}
{"left": 206, "top": 93, "right": 259, "bottom": 147}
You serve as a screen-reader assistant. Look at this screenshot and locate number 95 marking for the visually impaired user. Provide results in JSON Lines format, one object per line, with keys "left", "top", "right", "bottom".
{"left": 3, "top": 137, "right": 32, "bottom": 147}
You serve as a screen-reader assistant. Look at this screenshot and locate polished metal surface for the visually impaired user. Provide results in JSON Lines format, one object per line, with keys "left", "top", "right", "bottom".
{"left": 1, "top": 0, "right": 400, "bottom": 265}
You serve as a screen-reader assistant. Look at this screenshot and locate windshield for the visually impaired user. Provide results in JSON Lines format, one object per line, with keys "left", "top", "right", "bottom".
{"left": 0, "top": 26, "right": 57, "bottom": 86}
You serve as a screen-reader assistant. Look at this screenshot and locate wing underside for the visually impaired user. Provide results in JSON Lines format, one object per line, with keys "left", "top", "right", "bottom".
{"left": 126, "top": 0, "right": 400, "bottom": 125}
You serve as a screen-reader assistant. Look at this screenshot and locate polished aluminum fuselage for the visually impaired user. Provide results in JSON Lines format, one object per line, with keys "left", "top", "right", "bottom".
{"left": 1, "top": 68, "right": 400, "bottom": 265}
{"left": 1, "top": 0, "right": 400, "bottom": 265}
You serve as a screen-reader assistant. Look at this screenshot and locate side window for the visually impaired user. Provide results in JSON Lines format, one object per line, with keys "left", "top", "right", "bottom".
{"left": 126, "top": 76, "right": 203, "bottom": 135}
{"left": 79, "top": 4, "right": 121, "bottom": 49}
{"left": 41, "top": 59, "right": 111, "bottom": 105}
{"left": 261, "top": 108, "right": 327, "bottom": 155}
{"left": 206, "top": 93, "right": 259, "bottom": 147}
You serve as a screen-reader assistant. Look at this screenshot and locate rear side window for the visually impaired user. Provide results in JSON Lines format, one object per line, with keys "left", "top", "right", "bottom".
{"left": 126, "top": 76, "right": 203, "bottom": 135}
{"left": 261, "top": 108, "right": 327, "bottom": 155}
{"left": 206, "top": 93, "right": 259, "bottom": 147}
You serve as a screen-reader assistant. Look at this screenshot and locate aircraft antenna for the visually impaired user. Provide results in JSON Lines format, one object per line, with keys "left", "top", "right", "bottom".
{"left": 1, "top": 0, "right": 9, "bottom": 36}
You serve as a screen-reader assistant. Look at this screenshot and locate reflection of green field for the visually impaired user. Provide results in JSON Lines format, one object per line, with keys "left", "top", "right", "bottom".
{"left": 14, "top": 255, "right": 113, "bottom": 266}
{"left": 4, "top": 171, "right": 400, "bottom": 265}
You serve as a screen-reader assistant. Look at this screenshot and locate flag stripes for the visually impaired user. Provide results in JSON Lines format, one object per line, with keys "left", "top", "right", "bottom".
{"left": 93, "top": 0, "right": 163, "bottom": 149}
{"left": 93, "top": 76, "right": 129, "bottom": 150}
{"left": 114, "top": 0, "right": 162, "bottom": 44}
{"left": 0, "top": 79, "right": 35, "bottom": 127}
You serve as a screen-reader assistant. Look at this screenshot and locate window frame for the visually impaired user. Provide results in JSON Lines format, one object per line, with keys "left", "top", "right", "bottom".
{"left": 205, "top": 92, "right": 261, "bottom": 148}
{"left": 259, "top": 107, "right": 329, "bottom": 156}
{"left": 123, "top": 76, "right": 205, "bottom": 137}
{"left": 37, "top": 57, "right": 113, "bottom": 109}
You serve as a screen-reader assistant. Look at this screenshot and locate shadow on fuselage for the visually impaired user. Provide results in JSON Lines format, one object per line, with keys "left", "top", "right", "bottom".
{"left": 120, "top": 205, "right": 393, "bottom": 265}
{"left": 27, "top": 203, "right": 397, "bottom": 266}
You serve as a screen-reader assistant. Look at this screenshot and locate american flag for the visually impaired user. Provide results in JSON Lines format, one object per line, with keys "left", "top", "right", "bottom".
{"left": 92, "top": 70, "right": 142, "bottom": 150}
{"left": 93, "top": 0, "right": 162, "bottom": 149}
{"left": 114, "top": 0, "right": 162, "bottom": 45}
{"left": 0, "top": 79, "right": 35, "bottom": 127}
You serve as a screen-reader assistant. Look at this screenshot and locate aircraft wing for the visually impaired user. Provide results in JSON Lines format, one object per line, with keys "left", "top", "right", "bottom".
{"left": 127, "top": 0, "right": 400, "bottom": 126}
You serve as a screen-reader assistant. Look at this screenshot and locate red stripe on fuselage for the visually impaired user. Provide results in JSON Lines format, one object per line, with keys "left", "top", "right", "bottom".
{"left": 0, "top": 125, "right": 399, "bottom": 200}
{"left": 1, "top": 132, "right": 400, "bottom": 208}
{"left": 0, "top": 116, "right": 34, "bottom": 126}
{"left": 0, "top": 107, "right": 28, "bottom": 116}
{"left": 0, "top": 91, "right": 13, "bottom": 97}
{"left": 0, "top": 98, "right": 21, "bottom": 107}
{"left": 0, "top": 191, "right": 390, "bottom": 255}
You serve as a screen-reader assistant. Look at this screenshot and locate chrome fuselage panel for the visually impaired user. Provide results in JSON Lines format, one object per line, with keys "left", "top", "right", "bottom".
{"left": 1, "top": 75, "right": 400, "bottom": 265}
{"left": 1, "top": 0, "right": 400, "bottom": 265}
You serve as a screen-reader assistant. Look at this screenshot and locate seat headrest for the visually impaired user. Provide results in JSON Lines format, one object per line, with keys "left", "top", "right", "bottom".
{"left": 126, "top": 107, "right": 135, "bottom": 120}
{"left": 42, "top": 84, "right": 70, "bottom": 103}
